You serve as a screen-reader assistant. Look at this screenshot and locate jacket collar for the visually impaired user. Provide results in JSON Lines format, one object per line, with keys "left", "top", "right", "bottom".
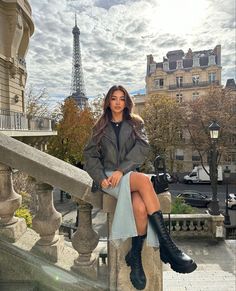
{"left": 104, "top": 120, "right": 133, "bottom": 150}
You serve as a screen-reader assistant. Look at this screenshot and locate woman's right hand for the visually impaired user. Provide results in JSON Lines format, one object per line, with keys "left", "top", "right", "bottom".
{"left": 100, "top": 178, "right": 110, "bottom": 189}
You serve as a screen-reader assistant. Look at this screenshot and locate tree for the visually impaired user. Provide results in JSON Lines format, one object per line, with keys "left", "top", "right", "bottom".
{"left": 183, "top": 87, "right": 236, "bottom": 170}
{"left": 142, "top": 95, "right": 184, "bottom": 173}
{"left": 47, "top": 98, "right": 95, "bottom": 165}
{"left": 89, "top": 94, "right": 104, "bottom": 119}
{"left": 25, "top": 85, "right": 51, "bottom": 118}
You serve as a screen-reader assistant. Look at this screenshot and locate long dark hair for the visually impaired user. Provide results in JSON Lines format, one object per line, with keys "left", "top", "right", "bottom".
{"left": 93, "top": 85, "right": 142, "bottom": 142}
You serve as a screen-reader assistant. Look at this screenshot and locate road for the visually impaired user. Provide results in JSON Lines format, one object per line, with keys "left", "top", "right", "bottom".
{"left": 168, "top": 182, "right": 236, "bottom": 225}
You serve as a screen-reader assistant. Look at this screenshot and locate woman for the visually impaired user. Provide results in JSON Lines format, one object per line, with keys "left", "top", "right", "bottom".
{"left": 84, "top": 85, "right": 197, "bottom": 290}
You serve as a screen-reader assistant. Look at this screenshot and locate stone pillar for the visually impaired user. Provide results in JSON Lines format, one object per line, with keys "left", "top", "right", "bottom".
{"left": 211, "top": 214, "right": 224, "bottom": 238}
{"left": 0, "top": 162, "right": 27, "bottom": 242}
{"left": 102, "top": 192, "right": 171, "bottom": 291}
{"left": 71, "top": 200, "right": 99, "bottom": 280}
{"left": 32, "top": 182, "right": 63, "bottom": 262}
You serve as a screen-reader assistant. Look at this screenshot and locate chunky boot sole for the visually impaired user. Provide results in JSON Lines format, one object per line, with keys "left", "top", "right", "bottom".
{"left": 125, "top": 253, "right": 146, "bottom": 290}
{"left": 161, "top": 252, "right": 197, "bottom": 274}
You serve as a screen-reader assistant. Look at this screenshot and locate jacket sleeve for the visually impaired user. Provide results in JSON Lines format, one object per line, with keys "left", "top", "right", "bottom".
{"left": 118, "top": 122, "right": 150, "bottom": 174}
{"left": 83, "top": 135, "right": 107, "bottom": 185}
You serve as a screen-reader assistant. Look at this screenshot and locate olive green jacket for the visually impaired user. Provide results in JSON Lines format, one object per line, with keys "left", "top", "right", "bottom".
{"left": 83, "top": 120, "right": 150, "bottom": 185}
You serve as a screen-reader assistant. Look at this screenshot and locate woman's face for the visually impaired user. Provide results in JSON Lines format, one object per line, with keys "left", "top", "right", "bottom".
{"left": 109, "top": 90, "right": 126, "bottom": 115}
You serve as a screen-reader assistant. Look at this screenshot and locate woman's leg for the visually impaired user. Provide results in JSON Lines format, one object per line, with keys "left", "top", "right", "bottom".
{"left": 131, "top": 191, "right": 148, "bottom": 235}
{"left": 126, "top": 191, "right": 147, "bottom": 290}
{"left": 130, "top": 172, "right": 197, "bottom": 274}
{"left": 130, "top": 172, "right": 160, "bottom": 214}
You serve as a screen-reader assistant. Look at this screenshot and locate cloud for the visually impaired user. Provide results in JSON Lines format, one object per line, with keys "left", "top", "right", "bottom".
{"left": 26, "top": 0, "right": 235, "bottom": 106}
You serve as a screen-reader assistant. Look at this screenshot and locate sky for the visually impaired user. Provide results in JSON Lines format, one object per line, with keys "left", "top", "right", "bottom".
{"left": 26, "top": 0, "right": 236, "bottom": 107}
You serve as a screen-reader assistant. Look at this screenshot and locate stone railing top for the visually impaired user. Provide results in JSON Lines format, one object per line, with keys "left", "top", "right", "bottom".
{"left": 0, "top": 132, "right": 101, "bottom": 206}
{"left": 165, "top": 213, "right": 224, "bottom": 220}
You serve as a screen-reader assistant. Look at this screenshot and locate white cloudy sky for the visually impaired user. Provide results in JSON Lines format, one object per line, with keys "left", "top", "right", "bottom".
{"left": 26, "top": 0, "right": 235, "bottom": 106}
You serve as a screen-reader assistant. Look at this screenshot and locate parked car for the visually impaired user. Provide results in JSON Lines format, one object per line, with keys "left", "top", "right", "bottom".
{"left": 227, "top": 193, "right": 236, "bottom": 210}
{"left": 177, "top": 190, "right": 212, "bottom": 208}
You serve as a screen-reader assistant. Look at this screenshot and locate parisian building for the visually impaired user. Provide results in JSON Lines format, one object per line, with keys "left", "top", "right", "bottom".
{"left": 133, "top": 45, "right": 235, "bottom": 174}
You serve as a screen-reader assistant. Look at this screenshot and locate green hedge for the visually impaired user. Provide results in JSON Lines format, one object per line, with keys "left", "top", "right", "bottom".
{"left": 171, "top": 197, "right": 196, "bottom": 214}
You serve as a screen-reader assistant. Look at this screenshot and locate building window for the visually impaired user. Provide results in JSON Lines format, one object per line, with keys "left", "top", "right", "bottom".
{"left": 192, "top": 92, "right": 199, "bottom": 101}
{"left": 163, "top": 61, "right": 169, "bottom": 71}
{"left": 176, "top": 76, "right": 183, "bottom": 88}
{"left": 177, "top": 130, "right": 183, "bottom": 140}
{"left": 155, "top": 78, "right": 164, "bottom": 88}
{"left": 228, "top": 136, "right": 236, "bottom": 144}
{"left": 208, "top": 72, "right": 216, "bottom": 83}
{"left": 224, "top": 152, "right": 236, "bottom": 163}
{"left": 176, "top": 60, "right": 183, "bottom": 69}
{"left": 192, "top": 155, "right": 200, "bottom": 161}
{"left": 193, "top": 56, "right": 200, "bottom": 67}
{"left": 176, "top": 149, "right": 184, "bottom": 160}
{"left": 149, "top": 63, "right": 156, "bottom": 74}
{"left": 192, "top": 75, "right": 199, "bottom": 85}
{"left": 208, "top": 55, "right": 216, "bottom": 65}
{"left": 176, "top": 93, "right": 183, "bottom": 103}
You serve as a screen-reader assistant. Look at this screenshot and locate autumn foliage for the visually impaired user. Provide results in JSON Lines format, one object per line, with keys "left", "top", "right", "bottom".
{"left": 47, "top": 98, "right": 95, "bottom": 165}
{"left": 142, "top": 94, "right": 184, "bottom": 172}
{"left": 183, "top": 87, "right": 236, "bottom": 166}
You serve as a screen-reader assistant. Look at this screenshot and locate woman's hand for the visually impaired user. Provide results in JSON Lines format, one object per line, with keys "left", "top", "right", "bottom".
{"left": 100, "top": 178, "right": 110, "bottom": 189}
{"left": 107, "top": 170, "right": 123, "bottom": 188}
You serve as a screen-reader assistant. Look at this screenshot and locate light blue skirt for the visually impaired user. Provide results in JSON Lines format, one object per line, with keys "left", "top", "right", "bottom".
{"left": 102, "top": 171, "right": 159, "bottom": 248}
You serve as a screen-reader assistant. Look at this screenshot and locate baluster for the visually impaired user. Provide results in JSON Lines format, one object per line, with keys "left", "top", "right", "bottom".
{"left": 32, "top": 182, "right": 63, "bottom": 262}
{"left": 0, "top": 163, "right": 26, "bottom": 242}
{"left": 182, "top": 220, "right": 188, "bottom": 231}
{"left": 170, "top": 220, "right": 174, "bottom": 231}
{"left": 196, "top": 219, "right": 202, "bottom": 231}
{"left": 175, "top": 220, "right": 181, "bottom": 231}
{"left": 203, "top": 219, "right": 209, "bottom": 231}
{"left": 189, "top": 220, "right": 195, "bottom": 231}
{"left": 71, "top": 200, "right": 99, "bottom": 279}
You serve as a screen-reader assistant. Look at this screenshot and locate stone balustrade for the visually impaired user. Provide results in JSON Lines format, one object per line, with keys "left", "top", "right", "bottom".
{"left": 164, "top": 213, "right": 224, "bottom": 238}
{"left": 0, "top": 132, "right": 171, "bottom": 290}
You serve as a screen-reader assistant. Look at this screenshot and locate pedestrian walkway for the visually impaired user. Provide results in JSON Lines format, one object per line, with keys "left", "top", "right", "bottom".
{"left": 53, "top": 188, "right": 236, "bottom": 291}
{"left": 163, "top": 239, "right": 236, "bottom": 291}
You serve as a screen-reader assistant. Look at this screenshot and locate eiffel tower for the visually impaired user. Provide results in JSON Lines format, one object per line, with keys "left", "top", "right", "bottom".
{"left": 69, "top": 14, "right": 88, "bottom": 108}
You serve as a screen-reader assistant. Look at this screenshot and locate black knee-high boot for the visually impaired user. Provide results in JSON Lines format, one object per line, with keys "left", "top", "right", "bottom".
{"left": 125, "top": 235, "right": 146, "bottom": 290}
{"left": 149, "top": 211, "right": 197, "bottom": 274}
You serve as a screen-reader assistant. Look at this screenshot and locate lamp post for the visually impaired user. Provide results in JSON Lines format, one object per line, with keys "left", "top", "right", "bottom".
{"left": 208, "top": 121, "right": 220, "bottom": 215}
{"left": 223, "top": 166, "right": 231, "bottom": 225}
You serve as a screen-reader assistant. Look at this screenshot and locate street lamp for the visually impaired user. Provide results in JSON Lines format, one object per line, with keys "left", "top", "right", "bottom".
{"left": 208, "top": 121, "right": 220, "bottom": 215}
{"left": 223, "top": 166, "right": 231, "bottom": 225}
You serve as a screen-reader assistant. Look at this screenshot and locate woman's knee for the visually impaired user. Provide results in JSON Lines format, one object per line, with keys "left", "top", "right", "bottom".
{"left": 130, "top": 172, "right": 152, "bottom": 189}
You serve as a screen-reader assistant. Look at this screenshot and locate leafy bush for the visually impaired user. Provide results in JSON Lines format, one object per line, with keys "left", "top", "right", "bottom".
{"left": 171, "top": 197, "right": 196, "bottom": 214}
{"left": 15, "top": 207, "right": 32, "bottom": 227}
{"left": 19, "top": 191, "right": 31, "bottom": 208}
{"left": 14, "top": 191, "right": 33, "bottom": 228}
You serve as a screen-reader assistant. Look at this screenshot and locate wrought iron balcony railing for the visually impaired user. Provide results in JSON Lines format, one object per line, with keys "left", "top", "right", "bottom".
{"left": 0, "top": 109, "right": 53, "bottom": 131}
{"left": 168, "top": 80, "right": 220, "bottom": 90}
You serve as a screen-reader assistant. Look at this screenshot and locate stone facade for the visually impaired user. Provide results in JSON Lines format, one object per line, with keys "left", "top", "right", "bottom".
{"left": 146, "top": 45, "right": 222, "bottom": 99}
{"left": 0, "top": 0, "right": 34, "bottom": 113}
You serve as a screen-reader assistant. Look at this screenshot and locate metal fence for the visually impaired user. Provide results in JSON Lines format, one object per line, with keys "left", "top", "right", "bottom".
{"left": 0, "top": 110, "right": 53, "bottom": 131}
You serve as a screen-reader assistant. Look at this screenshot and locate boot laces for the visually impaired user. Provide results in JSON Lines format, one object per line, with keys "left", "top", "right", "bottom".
{"left": 160, "top": 222, "right": 181, "bottom": 253}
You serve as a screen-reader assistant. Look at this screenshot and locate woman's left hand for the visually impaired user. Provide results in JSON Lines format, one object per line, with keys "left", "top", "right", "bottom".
{"left": 107, "top": 170, "right": 123, "bottom": 188}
